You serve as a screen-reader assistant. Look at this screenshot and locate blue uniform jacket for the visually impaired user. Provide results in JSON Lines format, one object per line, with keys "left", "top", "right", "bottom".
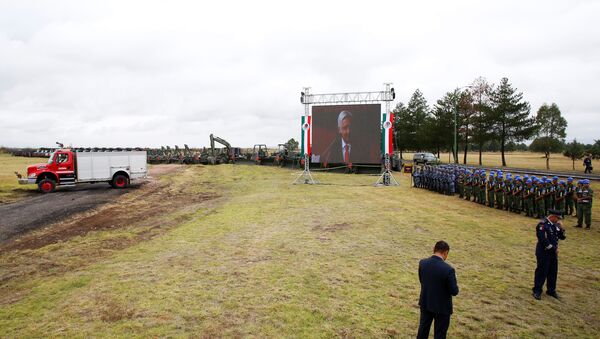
{"left": 536, "top": 218, "right": 565, "bottom": 255}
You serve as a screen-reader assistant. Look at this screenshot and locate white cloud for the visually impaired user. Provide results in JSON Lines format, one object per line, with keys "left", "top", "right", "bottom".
{"left": 0, "top": 0, "right": 599, "bottom": 148}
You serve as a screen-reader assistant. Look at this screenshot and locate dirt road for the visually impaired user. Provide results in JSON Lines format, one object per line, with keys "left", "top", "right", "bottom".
{"left": 0, "top": 165, "right": 181, "bottom": 245}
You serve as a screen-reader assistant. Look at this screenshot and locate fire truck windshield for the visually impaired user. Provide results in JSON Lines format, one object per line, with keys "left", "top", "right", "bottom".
{"left": 47, "top": 151, "right": 57, "bottom": 164}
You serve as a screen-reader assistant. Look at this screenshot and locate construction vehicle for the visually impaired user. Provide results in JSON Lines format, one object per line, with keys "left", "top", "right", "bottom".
{"left": 252, "top": 144, "right": 275, "bottom": 165}
{"left": 169, "top": 145, "right": 185, "bottom": 164}
{"left": 273, "top": 144, "right": 289, "bottom": 167}
{"left": 208, "top": 134, "right": 234, "bottom": 165}
{"left": 183, "top": 144, "right": 201, "bottom": 164}
{"left": 231, "top": 147, "right": 244, "bottom": 160}
{"left": 273, "top": 143, "right": 302, "bottom": 168}
{"left": 15, "top": 147, "right": 147, "bottom": 193}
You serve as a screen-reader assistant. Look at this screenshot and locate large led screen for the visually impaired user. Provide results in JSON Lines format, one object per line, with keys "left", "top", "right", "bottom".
{"left": 311, "top": 104, "right": 381, "bottom": 164}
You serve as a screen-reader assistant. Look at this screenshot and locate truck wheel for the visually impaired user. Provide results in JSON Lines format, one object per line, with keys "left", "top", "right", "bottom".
{"left": 112, "top": 174, "right": 129, "bottom": 189}
{"left": 38, "top": 178, "right": 56, "bottom": 193}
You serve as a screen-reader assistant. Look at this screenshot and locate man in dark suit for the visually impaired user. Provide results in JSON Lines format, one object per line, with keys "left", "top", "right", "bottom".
{"left": 417, "top": 240, "right": 459, "bottom": 339}
{"left": 320, "top": 110, "right": 353, "bottom": 164}
{"left": 320, "top": 110, "right": 375, "bottom": 164}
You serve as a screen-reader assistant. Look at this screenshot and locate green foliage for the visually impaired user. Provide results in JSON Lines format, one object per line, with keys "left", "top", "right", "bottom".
{"left": 390, "top": 77, "right": 586, "bottom": 165}
{"left": 427, "top": 90, "right": 459, "bottom": 156}
{"left": 393, "top": 102, "right": 409, "bottom": 156}
{"left": 407, "top": 89, "right": 430, "bottom": 151}
{"left": 535, "top": 103, "right": 567, "bottom": 142}
{"left": 457, "top": 89, "right": 476, "bottom": 163}
{"left": 285, "top": 138, "right": 299, "bottom": 151}
{"left": 532, "top": 103, "right": 567, "bottom": 169}
{"left": 563, "top": 139, "right": 585, "bottom": 169}
{"left": 489, "top": 77, "right": 536, "bottom": 166}
{"left": 469, "top": 77, "right": 495, "bottom": 165}
{"left": 586, "top": 140, "right": 600, "bottom": 159}
{"left": 529, "top": 137, "right": 564, "bottom": 153}
{"left": 393, "top": 90, "right": 430, "bottom": 155}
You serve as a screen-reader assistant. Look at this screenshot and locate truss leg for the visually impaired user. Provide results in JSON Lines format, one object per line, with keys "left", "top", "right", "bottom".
{"left": 293, "top": 155, "right": 318, "bottom": 184}
{"left": 375, "top": 153, "right": 399, "bottom": 186}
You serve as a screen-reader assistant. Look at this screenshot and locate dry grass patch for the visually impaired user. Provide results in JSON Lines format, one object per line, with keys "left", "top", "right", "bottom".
{"left": 0, "top": 153, "right": 43, "bottom": 203}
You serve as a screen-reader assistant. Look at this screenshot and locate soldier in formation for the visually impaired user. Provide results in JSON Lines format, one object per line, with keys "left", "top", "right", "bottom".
{"left": 413, "top": 165, "right": 594, "bottom": 229}
{"left": 575, "top": 179, "right": 594, "bottom": 229}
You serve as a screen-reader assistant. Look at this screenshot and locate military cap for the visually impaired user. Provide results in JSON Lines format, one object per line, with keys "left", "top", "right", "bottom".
{"left": 547, "top": 209, "right": 564, "bottom": 218}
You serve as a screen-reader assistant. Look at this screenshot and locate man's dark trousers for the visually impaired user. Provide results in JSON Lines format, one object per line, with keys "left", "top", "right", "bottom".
{"left": 533, "top": 250, "right": 558, "bottom": 294}
{"left": 417, "top": 308, "right": 450, "bottom": 339}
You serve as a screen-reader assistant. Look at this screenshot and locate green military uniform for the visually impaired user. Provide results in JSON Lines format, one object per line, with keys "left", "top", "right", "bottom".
{"left": 535, "top": 182, "right": 546, "bottom": 219}
{"left": 495, "top": 177, "right": 504, "bottom": 209}
{"left": 465, "top": 174, "right": 472, "bottom": 201}
{"left": 523, "top": 182, "right": 535, "bottom": 217}
{"left": 554, "top": 183, "right": 566, "bottom": 215}
{"left": 487, "top": 175, "right": 495, "bottom": 208}
{"left": 479, "top": 174, "right": 487, "bottom": 205}
{"left": 551, "top": 179, "right": 559, "bottom": 210}
{"left": 545, "top": 182, "right": 554, "bottom": 215}
{"left": 513, "top": 180, "right": 523, "bottom": 213}
{"left": 473, "top": 175, "right": 480, "bottom": 203}
{"left": 574, "top": 182, "right": 583, "bottom": 217}
{"left": 504, "top": 178, "right": 513, "bottom": 211}
{"left": 576, "top": 182, "right": 594, "bottom": 229}
{"left": 565, "top": 181, "right": 575, "bottom": 216}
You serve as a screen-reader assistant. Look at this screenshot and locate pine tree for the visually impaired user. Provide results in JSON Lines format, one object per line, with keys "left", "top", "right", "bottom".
{"left": 563, "top": 139, "right": 585, "bottom": 170}
{"left": 469, "top": 77, "right": 494, "bottom": 165}
{"left": 406, "top": 89, "right": 429, "bottom": 152}
{"left": 458, "top": 90, "right": 475, "bottom": 164}
{"left": 532, "top": 103, "right": 567, "bottom": 169}
{"left": 490, "top": 78, "right": 536, "bottom": 167}
{"left": 429, "top": 90, "right": 460, "bottom": 160}
{"left": 393, "top": 102, "right": 410, "bottom": 158}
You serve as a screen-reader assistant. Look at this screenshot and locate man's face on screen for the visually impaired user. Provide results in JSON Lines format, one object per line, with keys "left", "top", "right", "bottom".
{"left": 339, "top": 117, "right": 351, "bottom": 143}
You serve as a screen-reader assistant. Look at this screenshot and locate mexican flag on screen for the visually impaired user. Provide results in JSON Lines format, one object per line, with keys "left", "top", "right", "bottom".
{"left": 381, "top": 112, "right": 394, "bottom": 155}
{"left": 301, "top": 115, "right": 311, "bottom": 155}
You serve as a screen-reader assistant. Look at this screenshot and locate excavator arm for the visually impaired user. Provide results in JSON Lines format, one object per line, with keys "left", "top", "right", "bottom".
{"left": 210, "top": 134, "right": 231, "bottom": 154}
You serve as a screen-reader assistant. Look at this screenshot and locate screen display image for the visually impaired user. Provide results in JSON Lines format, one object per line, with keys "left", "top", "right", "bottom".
{"left": 311, "top": 104, "right": 381, "bottom": 164}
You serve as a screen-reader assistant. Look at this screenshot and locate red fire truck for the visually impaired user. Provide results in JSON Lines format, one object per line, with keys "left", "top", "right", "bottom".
{"left": 16, "top": 149, "right": 148, "bottom": 193}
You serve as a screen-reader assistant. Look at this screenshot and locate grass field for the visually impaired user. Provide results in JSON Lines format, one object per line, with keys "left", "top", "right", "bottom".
{"left": 1, "top": 155, "right": 599, "bottom": 337}
{"left": 0, "top": 154, "right": 46, "bottom": 203}
{"left": 403, "top": 151, "right": 598, "bottom": 173}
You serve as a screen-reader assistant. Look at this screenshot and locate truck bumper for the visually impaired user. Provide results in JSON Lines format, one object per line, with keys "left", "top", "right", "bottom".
{"left": 18, "top": 178, "right": 36, "bottom": 185}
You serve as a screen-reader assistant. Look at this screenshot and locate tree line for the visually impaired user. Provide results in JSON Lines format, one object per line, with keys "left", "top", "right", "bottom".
{"left": 393, "top": 76, "right": 599, "bottom": 169}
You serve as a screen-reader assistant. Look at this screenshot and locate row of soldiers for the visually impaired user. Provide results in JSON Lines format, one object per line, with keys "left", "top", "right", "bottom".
{"left": 413, "top": 165, "right": 594, "bottom": 229}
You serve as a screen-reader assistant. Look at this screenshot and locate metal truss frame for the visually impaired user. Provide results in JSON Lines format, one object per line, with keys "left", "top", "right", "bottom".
{"left": 296, "top": 83, "right": 396, "bottom": 186}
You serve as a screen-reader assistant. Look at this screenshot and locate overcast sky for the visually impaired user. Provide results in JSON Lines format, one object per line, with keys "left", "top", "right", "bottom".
{"left": 1, "top": 0, "right": 598, "bottom": 148}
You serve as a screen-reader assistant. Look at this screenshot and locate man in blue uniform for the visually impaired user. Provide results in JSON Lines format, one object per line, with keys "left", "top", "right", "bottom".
{"left": 532, "top": 209, "right": 566, "bottom": 300}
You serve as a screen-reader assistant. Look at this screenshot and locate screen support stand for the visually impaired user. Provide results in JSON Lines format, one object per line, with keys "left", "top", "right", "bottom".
{"left": 375, "top": 153, "right": 399, "bottom": 186}
{"left": 293, "top": 154, "right": 317, "bottom": 184}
